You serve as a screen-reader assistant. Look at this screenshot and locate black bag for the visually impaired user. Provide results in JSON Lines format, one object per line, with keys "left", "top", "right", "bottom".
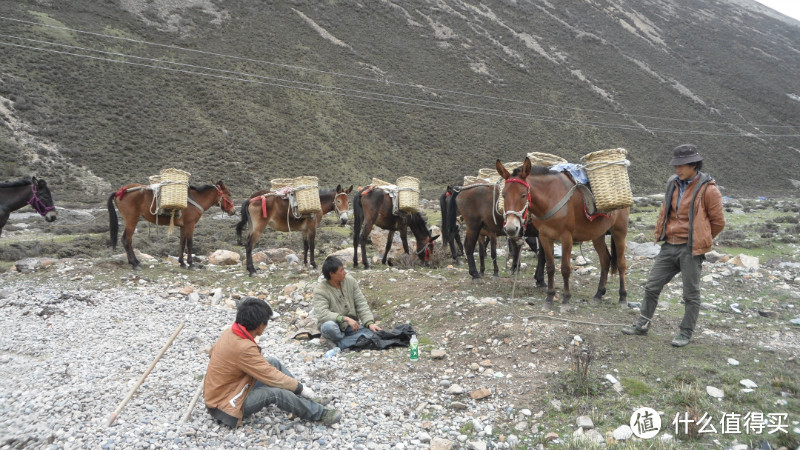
{"left": 338, "top": 324, "right": 416, "bottom": 351}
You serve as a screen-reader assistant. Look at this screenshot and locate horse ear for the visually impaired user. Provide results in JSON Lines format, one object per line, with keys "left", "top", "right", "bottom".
{"left": 521, "top": 158, "right": 531, "bottom": 178}
{"left": 431, "top": 235, "right": 440, "bottom": 242}
{"left": 336, "top": 184, "right": 342, "bottom": 193}
{"left": 31, "top": 176, "right": 38, "bottom": 184}
{"left": 346, "top": 185, "right": 353, "bottom": 194}
{"left": 496, "top": 160, "right": 510, "bottom": 180}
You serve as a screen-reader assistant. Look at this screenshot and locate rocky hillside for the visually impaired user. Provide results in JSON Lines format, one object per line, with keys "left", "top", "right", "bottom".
{"left": 1, "top": 0, "right": 800, "bottom": 200}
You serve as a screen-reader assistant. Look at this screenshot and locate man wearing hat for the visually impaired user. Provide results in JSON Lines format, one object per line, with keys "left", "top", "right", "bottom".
{"left": 622, "top": 144, "right": 725, "bottom": 347}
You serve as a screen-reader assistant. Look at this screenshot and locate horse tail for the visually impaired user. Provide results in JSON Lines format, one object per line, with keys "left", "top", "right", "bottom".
{"left": 107, "top": 192, "right": 118, "bottom": 250}
{"left": 609, "top": 235, "right": 619, "bottom": 275}
{"left": 446, "top": 189, "right": 460, "bottom": 239}
{"left": 353, "top": 189, "right": 364, "bottom": 248}
{"left": 235, "top": 199, "right": 250, "bottom": 244}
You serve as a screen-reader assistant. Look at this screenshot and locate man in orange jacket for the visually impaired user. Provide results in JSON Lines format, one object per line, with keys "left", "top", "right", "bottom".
{"left": 622, "top": 144, "right": 725, "bottom": 347}
{"left": 204, "top": 298, "right": 341, "bottom": 427}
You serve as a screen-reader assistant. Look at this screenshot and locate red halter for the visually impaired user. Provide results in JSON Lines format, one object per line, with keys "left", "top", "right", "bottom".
{"left": 216, "top": 185, "right": 235, "bottom": 212}
{"left": 502, "top": 178, "right": 532, "bottom": 226}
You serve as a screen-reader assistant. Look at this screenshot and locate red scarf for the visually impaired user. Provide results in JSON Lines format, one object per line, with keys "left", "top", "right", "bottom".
{"left": 232, "top": 323, "right": 256, "bottom": 344}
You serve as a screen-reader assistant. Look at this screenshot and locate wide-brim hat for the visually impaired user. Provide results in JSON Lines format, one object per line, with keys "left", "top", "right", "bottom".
{"left": 669, "top": 144, "right": 703, "bottom": 165}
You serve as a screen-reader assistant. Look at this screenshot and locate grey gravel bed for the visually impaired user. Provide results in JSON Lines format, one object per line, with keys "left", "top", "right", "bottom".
{"left": 0, "top": 276, "right": 509, "bottom": 449}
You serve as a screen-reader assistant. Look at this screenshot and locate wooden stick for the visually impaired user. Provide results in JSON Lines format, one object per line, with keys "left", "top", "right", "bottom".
{"left": 179, "top": 378, "right": 205, "bottom": 424}
{"left": 106, "top": 322, "right": 185, "bottom": 427}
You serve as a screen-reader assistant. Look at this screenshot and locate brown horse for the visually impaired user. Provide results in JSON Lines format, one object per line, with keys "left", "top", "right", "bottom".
{"left": 353, "top": 187, "right": 438, "bottom": 268}
{"left": 107, "top": 181, "right": 235, "bottom": 269}
{"left": 448, "top": 183, "right": 545, "bottom": 283}
{"left": 0, "top": 177, "right": 57, "bottom": 237}
{"left": 238, "top": 185, "right": 352, "bottom": 275}
{"left": 497, "top": 158, "right": 629, "bottom": 307}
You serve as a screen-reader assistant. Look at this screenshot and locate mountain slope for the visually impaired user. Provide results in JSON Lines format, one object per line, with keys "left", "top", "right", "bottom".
{"left": 1, "top": 0, "right": 799, "bottom": 199}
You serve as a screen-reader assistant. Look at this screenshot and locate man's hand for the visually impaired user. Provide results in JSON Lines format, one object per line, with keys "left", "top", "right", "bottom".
{"left": 300, "top": 385, "right": 316, "bottom": 400}
{"left": 344, "top": 316, "right": 359, "bottom": 331}
{"left": 368, "top": 323, "right": 382, "bottom": 332}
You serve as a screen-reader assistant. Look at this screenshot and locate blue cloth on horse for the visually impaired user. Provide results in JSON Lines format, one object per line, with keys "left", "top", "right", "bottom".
{"left": 550, "top": 163, "right": 589, "bottom": 185}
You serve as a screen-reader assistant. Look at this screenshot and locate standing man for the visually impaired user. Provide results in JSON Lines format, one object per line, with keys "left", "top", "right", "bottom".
{"left": 622, "top": 144, "right": 725, "bottom": 347}
{"left": 204, "top": 298, "right": 341, "bottom": 427}
{"left": 314, "top": 256, "right": 381, "bottom": 349}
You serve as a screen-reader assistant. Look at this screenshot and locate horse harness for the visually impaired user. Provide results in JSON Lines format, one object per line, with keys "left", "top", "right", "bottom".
{"left": 333, "top": 192, "right": 349, "bottom": 220}
{"left": 505, "top": 173, "right": 611, "bottom": 224}
{"left": 114, "top": 184, "right": 229, "bottom": 215}
{"left": 28, "top": 183, "right": 55, "bottom": 216}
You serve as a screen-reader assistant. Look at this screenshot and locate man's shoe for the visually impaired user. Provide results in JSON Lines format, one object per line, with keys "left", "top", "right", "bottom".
{"left": 320, "top": 408, "right": 341, "bottom": 426}
{"left": 621, "top": 316, "right": 650, "bottom": 336}
{"left": 671, "top": 333, "right": 690, "bottom": 347}
{"left": 313, "top": 396, "right": 333, "bottom": 406}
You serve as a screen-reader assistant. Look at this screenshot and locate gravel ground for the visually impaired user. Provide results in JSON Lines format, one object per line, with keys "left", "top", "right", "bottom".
{"left": 0, "top": 269, "right": 514, "bottom": 450}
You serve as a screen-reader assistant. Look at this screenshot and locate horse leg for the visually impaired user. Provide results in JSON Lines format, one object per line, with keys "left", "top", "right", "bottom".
{"left": 383, "top": 230, "right": 396, "bottom": 266}
{"left": 535, "top": 241, "right": 546, "bottom": 288}
{"left": 245, "top": 217, "right": 266, "bottom": 276}
{"left": 464, "top": 227, "right": 481, "bottom": 280}
{"left": 560, "top": 237, "right": 574, "bottom": 305}
{"left": 591, "top": 237, "right": 611, "bottom": 302}
{"left": 0, "top": 210, "right": 8, "bottom": 237}
{"left": 490, "top": 234, "right": 499, "bottom": 278}
{"left": 613, "top": 234, "right": 628, "bottom": 305}
{"left": 308, "top": 222, "right": 318, "bottom": 269}
{"left": 121, "top": 221, "right": 140, "bottom": 269}
{"left": 184, "top": 225, "right": 195, "bottom": 269}
{"left": 539, "top": 236, "right": 557, "bottom": 307}
{"left": 477, "top": 235, "right": 486, "bottom": 278}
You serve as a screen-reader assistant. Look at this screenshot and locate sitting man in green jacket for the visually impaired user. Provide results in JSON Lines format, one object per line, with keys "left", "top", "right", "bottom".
{"left": 313, "top": 256, "right": 382, "bottom": 349}
{"left": 204, "top": 298, "right": 341, "bottom": 427}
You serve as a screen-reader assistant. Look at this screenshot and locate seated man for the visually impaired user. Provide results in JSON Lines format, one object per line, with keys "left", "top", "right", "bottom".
{"left": 204, "top": 298, "right": 341, "bottom": 427}
{"left": 313, "top": 256, "right": 381, "bottom": 349}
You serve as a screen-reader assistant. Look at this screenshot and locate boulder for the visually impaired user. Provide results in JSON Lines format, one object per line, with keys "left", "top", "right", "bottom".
{"left": 209, "top": 250, "right": 240, "bottom": 265}
{"left": 369, "top": 229, "right": 412, "bottom": 262}
{"left": 730, "top": 254, "right": 759, "bottom": 271}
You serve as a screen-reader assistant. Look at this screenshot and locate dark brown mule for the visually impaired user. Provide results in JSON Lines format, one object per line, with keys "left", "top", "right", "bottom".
{"left": 0, "top": 177, "right": 57, "bottom": 237}
{"left": 238, "top": 185, "right": 352, "bottom": 275}
{"left": 447, "top": 184, "right": 545, "bottom": 283}
{"left": 108, "top": 181, "right": 235, "bottom": 269}
{"left": 497, "top": 159, "right": 629, "bottom": 307}
{"left": 353, "top": 187, "right": 438, "bottom": 268}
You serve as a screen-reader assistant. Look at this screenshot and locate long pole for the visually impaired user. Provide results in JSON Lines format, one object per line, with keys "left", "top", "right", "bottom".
{"left": 179, "top": 379, "right": 204, "bottom": 424}
{"left": 106, "top": 322, "right": 185, "bottom": 427}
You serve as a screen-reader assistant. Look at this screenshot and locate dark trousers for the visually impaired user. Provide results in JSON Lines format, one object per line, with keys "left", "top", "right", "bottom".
{"left": 641, "top": 243, "right": 705, "bottom": 337}
{"left": 241, "top": 357, "right": 324, "bottom": 421}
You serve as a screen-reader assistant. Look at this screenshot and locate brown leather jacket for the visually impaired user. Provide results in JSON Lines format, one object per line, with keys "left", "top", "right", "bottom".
{"left": 204, "top": 327, "right": 301, "bottom": 427}
{"left": 654, "top": 173, "right": 725, "bottom": 256}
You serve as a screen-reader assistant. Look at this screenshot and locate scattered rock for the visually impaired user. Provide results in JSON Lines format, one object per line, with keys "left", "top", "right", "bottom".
{"left": 739, "top": 379, "right": 758, "bottom": 389}
{"left": 612, "top": 425, "right": 633, "bottom": 441}
{"left": 431, "top": 349, "right": 447, "bottom": 359}
{"left": 550, "top": 399, "right": 562, "bottom": 411}
{"left": 450, "top": 401, "right": 468, "bottom": 410}
{"left": 446, "top": 384, "right": 465, "bottom": 395}
{"left": 758, "top": 310, "right": 778, "bottom": 319}
{"left": 545, "top": 432, "right": 559, "bottom": 441}
{"left": 430, "top": 437, "right": 454, "bottom": 450}
{"left": 576, "top": 415, "right": 594, "bottom": 429}
{"left": 208, "top": 249, "right": 240, "bottom": 265}
{"left": 731, "top": 254, "right": 759, "bottom": 271}
{"left": 727, "top": 358, "right": 740, "bottom": 366}
{"left": 706, "top": 386, "right": 725, "bottom": 398}
{"left": 469, "top": 388, "right": 491, "bottom": 400}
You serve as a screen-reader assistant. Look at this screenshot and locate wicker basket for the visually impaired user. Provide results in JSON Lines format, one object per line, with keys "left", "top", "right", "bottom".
{"left": 582, "top": 148, "right": 633, "bottom": 211}
{"left": 477, "top": 168, "right": 502, "bottom": 183}
{"left": 371, "top": 177, "right": 391, "bottom": 187}
{"left": 463, "top": 175, "right": 483, "bottom": 185}
{"left": 527, "top": 152, "right": 567, "bottom": 167}
{"left": 292, "top": 176, "right": 321, "bottom": 215}
{"left": 270, "top": 178, "right": 294, "bottom": 190}
{"left": 148, "top": 175, "right": 161, "bottom": 186}
{"left": 396, "top": 176, "right": 420, "bottom": 213}
{"left": 159, "top": 168, "right": 190, "bottom": 210}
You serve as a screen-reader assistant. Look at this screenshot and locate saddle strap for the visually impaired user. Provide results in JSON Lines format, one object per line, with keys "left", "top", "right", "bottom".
{"left": 187, "top": 197, "right": 203, "bottom": 212}
{"left": 533, "top": 184, "right": 578, "bottom": 221}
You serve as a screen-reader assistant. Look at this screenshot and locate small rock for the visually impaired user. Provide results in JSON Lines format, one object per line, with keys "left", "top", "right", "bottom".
{"left": 758, "top": 310, "right": 778, "bottom": 319}
{"left": 706, "top": 386, "right": 725, "bottom": 398}
{"left": 469, "top": 388, "right": 491, "bottom": 400}
{"left": 545, "top": 432, "right": 559, "bottom": 441}
{"left": 450, "top": 402, "right": 468, "bottom": 410}
{"left": 430, "top": 437, "right": 454, "bottom": 450}
{"left": 431, "top": 349, "right": 447, "bottom": 359}
{"left": 613, "top": 425, "right": 633, "bottom": 441}
{"left": 514, "top": 421, "right": 527, "bottom": 432}
{"left": 208, "top": 249, "right": 240, "bottom": 265}
{"left": 727, "top": 358, "right": 740, "bottom": 366}
{"left": 576, "top": 415, "right": 594, "bottom": 429}
{"left": 740, "top": 379, "right": 758, "bottom": 389}
{"left": 466, "top": 441, "right": 486, "bottom": 450}
{"left": 417, "top": 432, "right": 431, "bottom": 443}
{"left": 550, "top": 399, "right": 562, "bottom": 411}
{"left": 446, "top": 384, "right": 465, "bottom": 395}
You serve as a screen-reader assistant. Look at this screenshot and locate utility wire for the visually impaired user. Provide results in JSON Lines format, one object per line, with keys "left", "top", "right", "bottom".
{"left": 3, "top": 39, "right": 800, "bottom": 138}
{"left": 2, "top": 15, "right": 798, "bottom": 131}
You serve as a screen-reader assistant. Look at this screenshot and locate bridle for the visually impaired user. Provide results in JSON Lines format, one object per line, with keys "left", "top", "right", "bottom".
{"left": 502, "top": 178, "right": 531, "bottom": 228}
{"left": 333, "top": 192, "right": 349, "bottom": 219}
{"left": 216, "top": 185, "right": 235, "bottom": 212}
{"left": 416, "top": 236, "right": 435, "bottom": 261}
{"left": 28, "top": 183, "right": 55, "bottom": 216}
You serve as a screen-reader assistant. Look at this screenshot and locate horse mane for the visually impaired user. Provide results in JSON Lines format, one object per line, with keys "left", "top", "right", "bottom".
{"left": 512, "top": 166, "right": 551, "bottom": 178}
{"left": 408, "top": 212, "right": 430, "bottom": 235}
{"left": 0, "top": 178, "right": 33, "bottom": 188}
{"left": 189, "top": 184, "right": 216, "bottom": 192}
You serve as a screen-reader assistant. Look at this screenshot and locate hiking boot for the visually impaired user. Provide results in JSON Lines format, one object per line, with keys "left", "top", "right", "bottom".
{"left": 313, "top": 396, "right": 333, "bottom": 406}
{"left": 319, "top": 408, "right": 341, "bottom": 426}
{"left": 621, "top": 316, "right": 651, "bottom": 336}
{"left": 671, "top": 333, "right": 691, "bottom": 347}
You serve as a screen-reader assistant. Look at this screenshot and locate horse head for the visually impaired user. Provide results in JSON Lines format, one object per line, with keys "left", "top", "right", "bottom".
{"left": 31, "top": 177, "right": 57, "bottom": 222}
{"left": 410, "top": 213, "right": 440, "bottom": 264}
{"left": 496, "top": 158, "right": 532, "bottom": 238}
{"left": 215, "top": 180, "right": 236, "bottom": 216}
{"left": 333, "top": 184, "right": 353, "bottom": 226}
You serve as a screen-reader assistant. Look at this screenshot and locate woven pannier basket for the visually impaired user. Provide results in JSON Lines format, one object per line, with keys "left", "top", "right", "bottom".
{"left": 582, "top": 148, "right": 633, "bottom": 211}
{"left": 292, "top": 176, "right": 321, "bottom": 215}
{"left": 463, "top": 175, "right": 482, "bottom": 185}
{"left": 477, "top": 168, "right": 501, "bottom": 183}
{"left": 159, "top": 168, "right": 190, "bottom": 210}
{"left": 371, "top": 177, "right": 391, "bottom": 187}
{"left": 270, "top": 178, "right": 293, "bottom": 190}
{"left": 148, "top": 175, "right": 161, "bottom": 186}
{"left": 527, "top": 152, "right": 567, "bottom": 167}
{"left": 396, "top": 176, "right": 420, "bottom": 213}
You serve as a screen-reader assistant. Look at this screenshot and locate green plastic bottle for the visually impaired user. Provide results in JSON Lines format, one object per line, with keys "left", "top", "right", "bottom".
{"left": 409, "top": 334, "right": 419, "bottom": 361}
